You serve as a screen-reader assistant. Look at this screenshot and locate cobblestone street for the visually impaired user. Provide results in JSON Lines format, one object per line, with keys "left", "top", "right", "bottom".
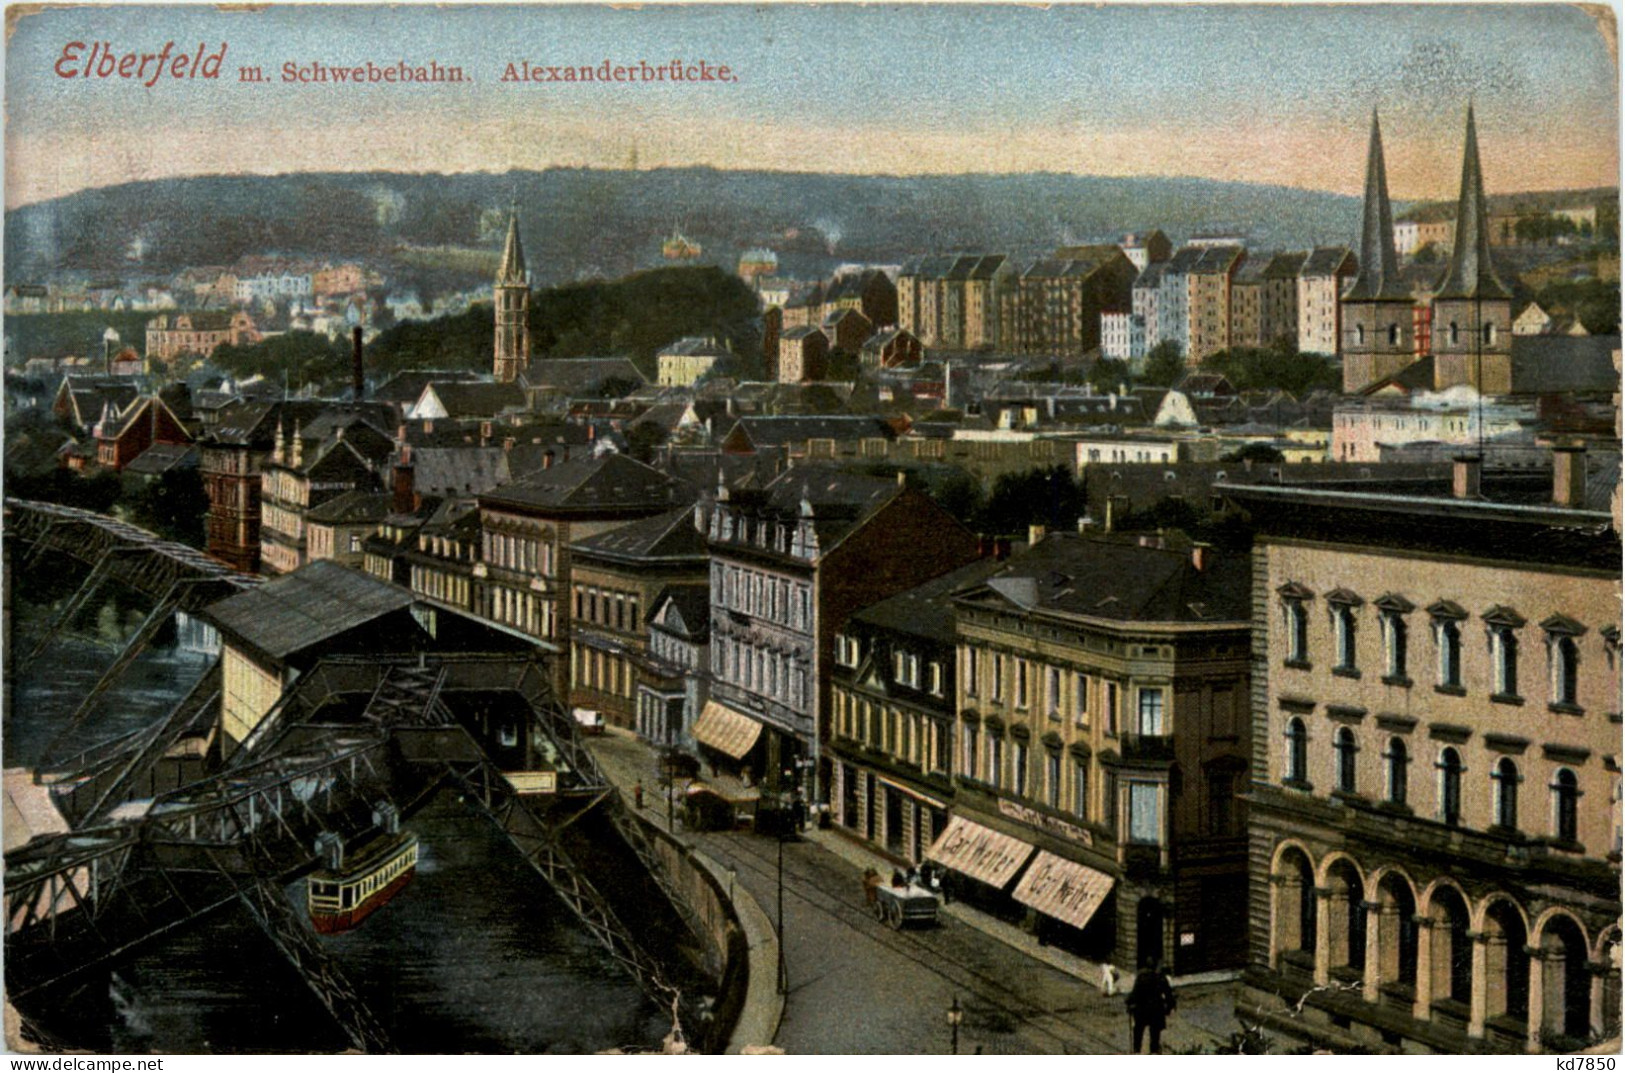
{"left": 589, "top": 730, "right": 1242, "bottom": 1055}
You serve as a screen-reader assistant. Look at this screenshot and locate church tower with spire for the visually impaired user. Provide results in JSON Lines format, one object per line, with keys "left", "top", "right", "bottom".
{"left": 1431, "top": 106, "right": 1513, "bottom": 394}
{"left": 1340, "top": 111, "right": 1418, "bottom": 394}
{"left": 493, "top": 211, "right": 531, "bottom": 382}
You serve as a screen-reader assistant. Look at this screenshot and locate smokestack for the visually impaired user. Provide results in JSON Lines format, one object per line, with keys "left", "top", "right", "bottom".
{"left": 1452, "top": 454, "right": 1482, "bottom": 500}
{"left": 1552, "top": 443, "right": 1588, "bottom": 507}
{"left": 351, "top": 326, "right": 364, "bottom": 401}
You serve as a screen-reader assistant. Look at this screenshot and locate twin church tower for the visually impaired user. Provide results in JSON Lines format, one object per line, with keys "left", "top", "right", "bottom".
{"left": 1342, "top": 107, "right": 1513, "bottom": 395}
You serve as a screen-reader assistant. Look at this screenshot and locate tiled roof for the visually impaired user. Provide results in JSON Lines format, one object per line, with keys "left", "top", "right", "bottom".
{"left": 570, "top": 505, "right": 708, "bottom": 562}
{"left": 305, "top": 489, "right": 394, "bottom": 525}
{"left": 481, "top": 451, "right": 695, "bottom": 513}
{"left": 958, "top": 533, "right": 1251, "bottom": 624}
{"left": 203, "top": 560, "right": 415, "bottom": 661}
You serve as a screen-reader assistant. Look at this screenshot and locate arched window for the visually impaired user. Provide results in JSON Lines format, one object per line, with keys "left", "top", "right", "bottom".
{"left": 1285, "top": 718, "right": 1308, "bottom": 784}
{"left": 1553, "top": 768, "right": 1580, "bottom": 843}
{"left": 1355, "top": 324, "right": 1366, "bottom": 346}
{"left": 1334, "top": 726, "right": 1358, "bottom": 794}
{"left": 1492, "top": 627, "right": 1519, "bottom": 698}
{"left": 1484, "top": 323, "right": 1497, "bottom": 346}
{"left": 1384, "top": 737, "right": 1409, "bottom": 805}
{"left": 1384, "top": 613, "right": 1409, "bottom": 680}
{"left": 1438, "top": 748, "right": 1464, "bottom": 826}
{"left": 1285, "top": 600, "right": 1309, "bottom": 663}
{"left": 1493, "top": 757, "right": 1519, "bottom": 830}
{"left": 1553, "top": 635, "right": 1580, "bottom": 707}
{"left": 1333, "top": 605, "right": 1358, "bottom": 672}
{"left": 1387, "top": 323, "right": 1400, "bottom": 346}
{"left": 1437, "top": 619, "right": 1462, "bottom": 689}
{"left": 1449, "top": 322, "right": 1460, "bottom": 346}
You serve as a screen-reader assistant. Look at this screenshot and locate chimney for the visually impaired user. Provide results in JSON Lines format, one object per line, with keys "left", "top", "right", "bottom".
{"left": 1552, "top": 443, "right": 1588, "bottom": 507}
{"left": 543, "top": 449, "right": 555, "bottom": 469}
{"left": 1191, "top": 542, "right": 1211, "bottom": 572}
{"left": 502, "top": 436, "right": 516, "bottom": 455}
{"left": 351, "top": 326, "right": 364, "bottom": 401}
{"left": 1028, "top": 524, "right": 1046, "bottom": 546}
{"left": 393, "top": 452, "right": 416, "bottom": 514}
{"left": 1452, "top": 454, "right": 1482, "bottom": 500}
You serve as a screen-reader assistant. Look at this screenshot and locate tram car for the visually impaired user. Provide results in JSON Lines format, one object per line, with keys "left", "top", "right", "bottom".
{"left": 307, "top": 828, "right": 419, "bottom": 934}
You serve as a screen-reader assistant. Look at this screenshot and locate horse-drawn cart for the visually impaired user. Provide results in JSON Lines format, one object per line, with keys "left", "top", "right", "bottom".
{"left": 872, "top": 882, "right": 941, "bottom": 929}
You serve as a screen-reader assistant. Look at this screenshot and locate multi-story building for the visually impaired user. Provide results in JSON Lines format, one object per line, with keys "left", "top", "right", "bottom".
{"left": 1298, "top": 247, "right": 1357, "bottom": 357}
{"left": 567, "top": 506, "right": 710, "bottom": 730}
{"left": 697, "top": 466, "right": 980, "bottom": 799}
{"left": 778, "top": 326, "right": 829, "bottom": 383}
{"left": 145, "top": 311, "right": 260, "bottom": 362}
{"left": 658, "top": 336, "right": 730, "bottom": 387}
{"left": 1227, "top": 463, "right": 1620, "bottom": 1054}
{"left": 1330, "top": 397, "right": 1533, "bottom": 463}
{"left": 946, "top": 533, "right": 1253, "bottom": 973}
{"left": 1003, "top": 249, "right": 1137, "bottom": 357}
{"left": 259, "top": 415, "right": 394, "bottom": 575}
{"left": 639, "top": 588, "right": 711, "bottom": 750}
{"left": 1260, "top": 251, "right": 1306, "bottom": 349}
{"left": 1132, "top": 262, "right": 1168, "bottom": 362}
{"left": 1188, "top": 246, "right": 1246, "bottom": 364}
{"left": 234, "top": 270, "right": 313, "bottom": 303}
{"left": 1394, "top": 216, "right": 1455, "bottom": 260}
{"left": 304, "top": 489, "right": 392, "bottom": 569}
{"left": 1101, "top": 311, "right": 1145, "bottom": 363}
{"left": 1229, "top": 258, "right": 1269, "bottom": 352}
{"left": 198, "top": 399, "right": 330, "bottom": 572}
{"left": 1157, "top": 247, "right": 1205, "bottom": 358}
{"left": 475, "top": 452, "right": 695, "bottom": 686}
{"left": 403, "top": 499, "right": 483, "bottom": 614}
{"left": 830, "top": 557, "right": 1005, "bottom": 865}
{"left": 897, "top": 254, "right": 1013, "bottom": 349}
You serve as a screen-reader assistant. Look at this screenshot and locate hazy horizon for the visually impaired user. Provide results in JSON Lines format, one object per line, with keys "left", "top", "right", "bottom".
{"left": 7, "top": 4, "right": 1618, "bottom": 212}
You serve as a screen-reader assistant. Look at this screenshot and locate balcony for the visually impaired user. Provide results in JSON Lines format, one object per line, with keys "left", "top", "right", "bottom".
{"left": 1119, "top": 732, "right": 1175, "bottom": 764}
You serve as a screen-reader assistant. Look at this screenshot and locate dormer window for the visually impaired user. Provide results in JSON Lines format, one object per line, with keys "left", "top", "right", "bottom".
{"left": 835, "top": 634, "right": 860, "bottom": 668}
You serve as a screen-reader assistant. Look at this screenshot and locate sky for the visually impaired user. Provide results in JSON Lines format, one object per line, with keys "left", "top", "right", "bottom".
{"left": 4, "top": 3, "right": 1619, "bottom": 209}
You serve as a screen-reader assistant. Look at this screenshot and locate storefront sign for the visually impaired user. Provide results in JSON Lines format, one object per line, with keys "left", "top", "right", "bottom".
{"left": 997, "top": 799, "right": 1093, "bottom": 846}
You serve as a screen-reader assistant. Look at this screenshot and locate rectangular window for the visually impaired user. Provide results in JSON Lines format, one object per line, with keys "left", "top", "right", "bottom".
{"left": 1046, "top": 752, "right": 1061, "bottom": 808}
{"left": 963, "top": 648, "right": 979, "bottom": 697}
{"left": 1013, "top": 742, "right": 1028, "bottom": 797}
{"left": 1105, "top": 682, "right": 1119, "bottom": 735}
{"left": 929, "top": 663, "right": 944, "bottom": 697}
{"left": 1104, "top": 771, "right": 1118, "bottom": 831}
{"left": 988, "top": 735, "right": 1003, "bottom": 789}
{"left": 1075, "top": 673, "right": 1089, "bottom": 725}
{"left": 962, "top": 724, "right": 978, "bottom": 780}
{"left": 1072, "top": 760, "right": 1089, "bottom": 820}
{"left": 1046, "top": 667, "right": 1061, "bottom": 719}
{"left": 991, "top": 655, "right": 1004, "bottom": 702}
{"left": 1128, "top": 782, "right": 1162, "bottom": 845}
{"left": 1137, "top": 689, "right": 1164, "bottom": 735}
{"left": 1015, "top": 661, "right": 1029, "bottom": 709}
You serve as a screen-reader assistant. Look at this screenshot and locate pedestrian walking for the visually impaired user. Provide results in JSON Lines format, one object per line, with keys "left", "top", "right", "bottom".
{"left": 634, "top": 780, "right": 644, "bottom": 809}
{"left": 1125, "top": 960, "right": 1175, "bottom": 1054}
{"left": 1100, "top": 962, "right": 1120, "bottom": 997}
{"left": 862, "top": 867, "right": 881, "bottom": 911}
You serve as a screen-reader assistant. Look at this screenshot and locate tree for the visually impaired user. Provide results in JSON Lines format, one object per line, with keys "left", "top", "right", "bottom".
{"left": 1142, "top": 341, "right": 1185, "bottom": 387}
{"left": 1088, "top": 357, "right": 1130, "bottom": 394}
{"left": 1411, "top": 241, "right": 1440, "bottom": 265}
{"left": 980, "top": 465, "right": 1085, "bottom": 536}
{"left": 123, "top": 469, "right": 210, "bottom": 546}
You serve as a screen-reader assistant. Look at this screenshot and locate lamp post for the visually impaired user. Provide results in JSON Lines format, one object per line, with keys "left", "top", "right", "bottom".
{"left": 947, "top": 995, "right": 963, "bottom": 1055}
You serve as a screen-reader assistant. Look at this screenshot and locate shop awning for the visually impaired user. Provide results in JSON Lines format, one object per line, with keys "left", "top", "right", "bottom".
{"left": 692, "top": 701, "right": 763, "bottom": 760}
{"left": 925, "top": 815, "right": 1035, "bottom": 890}
{"left": 1011, "top": 850, "right": 1115, "bottom": 931}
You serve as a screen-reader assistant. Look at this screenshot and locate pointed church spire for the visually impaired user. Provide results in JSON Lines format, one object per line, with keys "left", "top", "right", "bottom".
{"left": 1343, "top": 110, "right": 1408, "bottom": 301}
{"left": 496, "top": 211, "right": 527, "bottom": 286}
{"left": 1434, "top": 104, "right": 1510, "bottom": 301}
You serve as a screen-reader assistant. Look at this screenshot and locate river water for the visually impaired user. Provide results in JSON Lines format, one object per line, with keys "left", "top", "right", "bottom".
{"left": 7, "top": 574, "right": 667, "bottom": 1054}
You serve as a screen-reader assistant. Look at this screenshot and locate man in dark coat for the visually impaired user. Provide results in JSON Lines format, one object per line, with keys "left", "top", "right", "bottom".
{"left": 1125, "top": 960, "right": 1176, "bottom": 1053}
